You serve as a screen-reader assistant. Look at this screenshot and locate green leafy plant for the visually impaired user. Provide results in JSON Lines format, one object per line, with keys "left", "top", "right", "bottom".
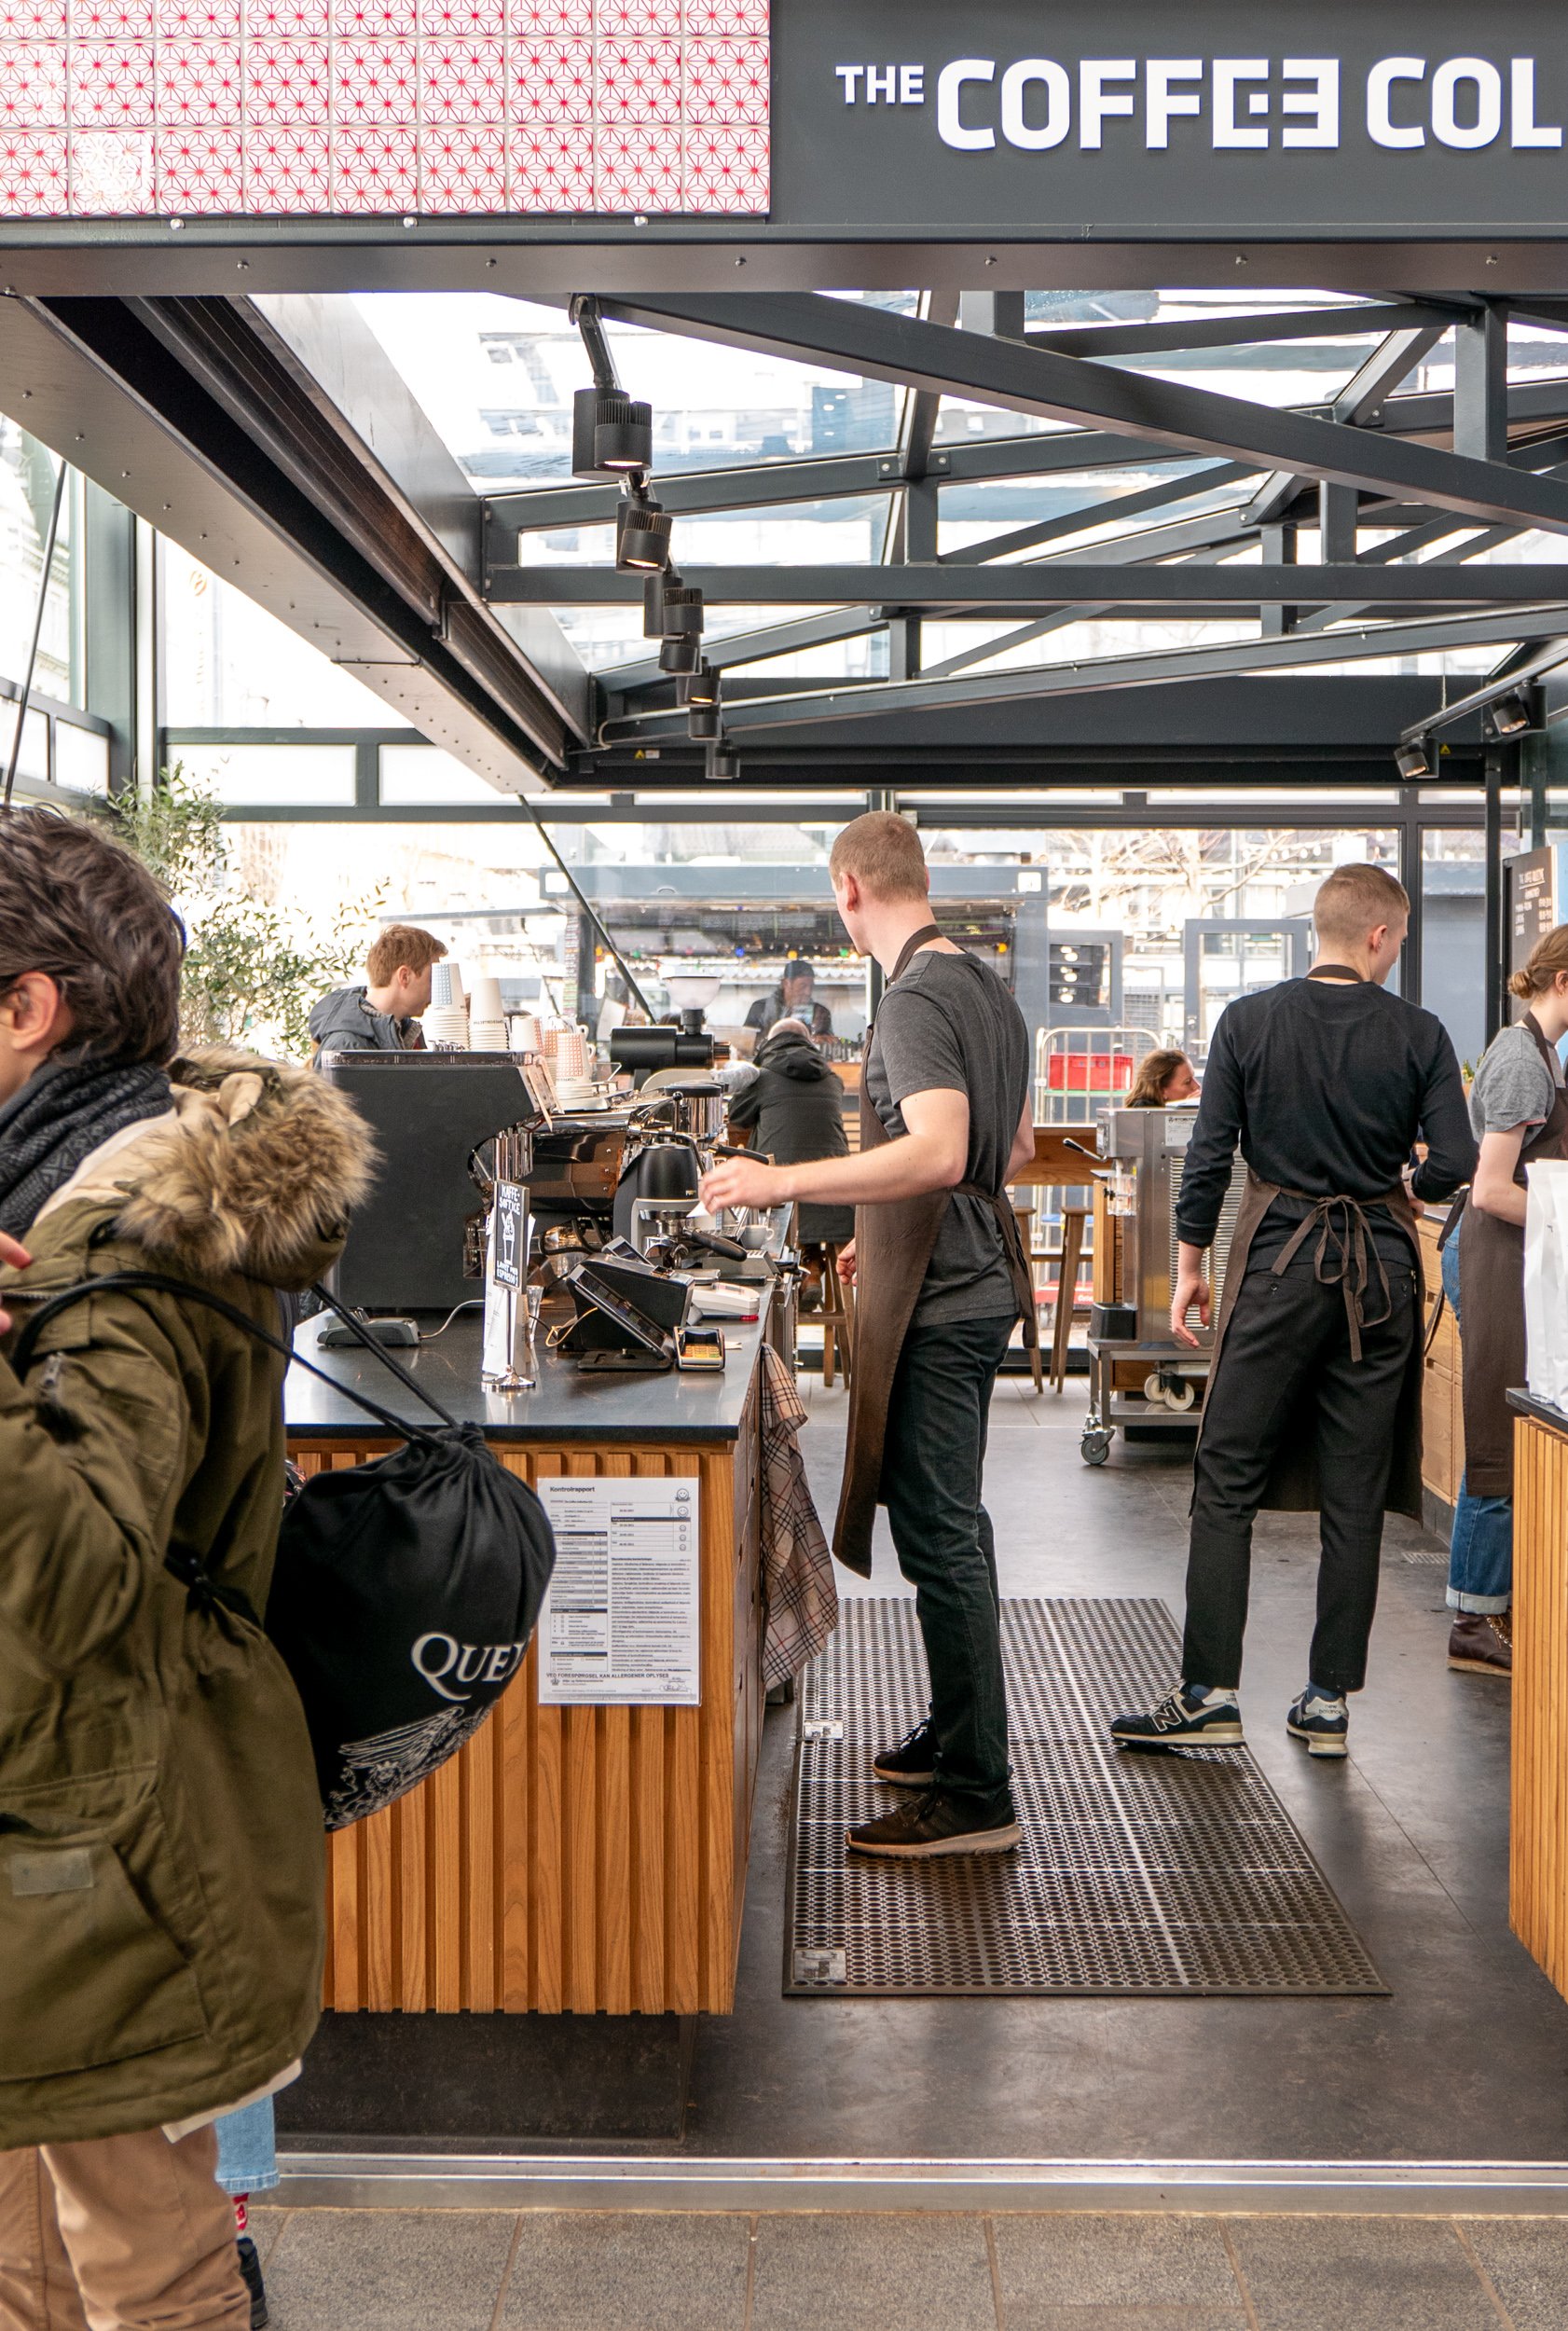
{"left": 101, "top": 765, "right": 378, "bottom": 1058}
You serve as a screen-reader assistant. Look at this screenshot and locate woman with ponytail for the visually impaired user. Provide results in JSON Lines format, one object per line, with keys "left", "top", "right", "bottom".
{"left": 1444, "top": 924, "right": 1568, "bottom": 1676}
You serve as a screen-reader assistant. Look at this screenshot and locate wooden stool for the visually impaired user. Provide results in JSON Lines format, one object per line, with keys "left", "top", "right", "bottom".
{"left": 1013, "top": 1204, "right": 1046, "bottom": 1395}
{"left": 818, "top": 1242, "right": 855, "bottom": 1388}
{"left": 1051, "top": 1205, "right": 1088, "bottom": 1394}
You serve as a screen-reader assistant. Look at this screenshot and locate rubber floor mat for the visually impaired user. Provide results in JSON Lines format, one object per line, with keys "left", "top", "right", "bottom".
{"left": 785, "top": 1597, "right": 1387, "bottom": 1998}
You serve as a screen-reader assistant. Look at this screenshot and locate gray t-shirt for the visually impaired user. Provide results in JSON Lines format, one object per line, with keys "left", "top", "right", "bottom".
{"left": 863, "top": 947, "right": 1029, "bottom": 1325}
{"left": 1469, "top": 1022, "right": 1562, "bottom": 1139}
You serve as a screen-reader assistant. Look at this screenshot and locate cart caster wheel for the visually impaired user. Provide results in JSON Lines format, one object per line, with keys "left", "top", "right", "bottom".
{"left": 1080, "top": 1428, "right": 1111, "bottom": 1467}
{"left": 1162, "top": 1374, "right": 1196, "bottom": 1414}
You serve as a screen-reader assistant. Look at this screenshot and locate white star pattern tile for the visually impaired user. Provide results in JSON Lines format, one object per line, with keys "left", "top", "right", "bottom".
{"left": 0, "top": 0, "right": 768, "bottom": 212}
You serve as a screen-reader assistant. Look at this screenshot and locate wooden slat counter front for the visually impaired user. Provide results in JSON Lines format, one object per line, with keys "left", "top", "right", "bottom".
{"left": 283, "top": 1314, "right": 767, "bottom": 2018}
{"left": 1507, "top": 1389, "right": 1568, "bottom": 2003}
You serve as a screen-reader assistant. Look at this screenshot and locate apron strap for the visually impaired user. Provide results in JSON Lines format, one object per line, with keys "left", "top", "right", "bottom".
{"left": 954, "top": 1179, "right": 1039, "bottom": 1346}
{"left": 890, "top": 923, "right": 943, "bottom": 984}
{"left": 1271, "top": 1192, "right": 1394, "bottom": 1365}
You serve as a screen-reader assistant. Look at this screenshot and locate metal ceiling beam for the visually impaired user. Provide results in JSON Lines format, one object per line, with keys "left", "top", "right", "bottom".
{"left": 488, "top": 449, "right": 897, "bottom": 534}
{"left": 940, "top": 461, "right": 1253, "bottom": 567}
{"left": 591, "top": 294, "right": 1568, "bottom": 537}
{"left": 494, "top": 563, "right": 1568, "bottom": 610}
{"left": 599, "top": 602, "right": 1568, "bottom": 743}
{"left": 599, "top": 607, "right": 885, "bottom": 694}
{"left": 0, "top": 296, "right": 580, "bottom": 784}
{"left": 1245, "top": 323, "right": 1450, "bottom": 525}
{"left": 1027, "top": 301, "right": 1448, "bottom": 360}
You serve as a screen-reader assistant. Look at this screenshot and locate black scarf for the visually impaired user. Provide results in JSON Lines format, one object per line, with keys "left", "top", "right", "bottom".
{"left": 0, "top": 1057, "right": 173, "bottom": 1237}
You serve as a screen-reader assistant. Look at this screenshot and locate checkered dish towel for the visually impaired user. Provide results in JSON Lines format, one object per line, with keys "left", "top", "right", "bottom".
{"left": 759, "top": 1341, "right": 839, "bottom": 1688}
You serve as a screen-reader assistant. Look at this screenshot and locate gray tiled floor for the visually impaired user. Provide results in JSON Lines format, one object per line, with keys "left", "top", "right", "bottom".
{"left": 249, "top": 2209, "right": 1566, "bottom": 2330}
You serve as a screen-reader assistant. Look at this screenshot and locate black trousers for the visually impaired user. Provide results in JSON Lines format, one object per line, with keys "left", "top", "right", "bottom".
{"left": 1181, "top": 1240, "right": 1418, "bottom": 1695}
{"left": 880, "top": 1311, "right": 1016, "bottom": 1809}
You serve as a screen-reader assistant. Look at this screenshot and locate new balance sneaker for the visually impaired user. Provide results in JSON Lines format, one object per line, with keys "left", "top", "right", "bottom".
{"left": 1286, "top": 1688, "right": 1350, "bottom": 1759}
{"left": 1109, "top": 1684, "right": 1244, "bottom": 1751}
{"left": 846, "top": 1788, "right": 1022, "bottom": 1859}
{"left": 872, "top": 1718, "right": 937, "bottom": 1788}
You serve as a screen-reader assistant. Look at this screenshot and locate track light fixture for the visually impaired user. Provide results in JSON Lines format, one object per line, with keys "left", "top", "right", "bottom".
{"left": 615, "top": 483, "right": 672, "bottom": 572}
{"left": 659, "top": 583, "right": 705, "bottom": 641}
{"left": 688, "top": 690, "right": 722, "bottom": 741}
{"left": 659, "top": 633, "right": 702, "bottom": 675}
{"left": 707, "top": 741, "right": 738, "bottom": 781}
{"left": 1486, "top": 687, "right": 1539, "bottom": 739}
{"left": 1394, "top": 738, "right": 1432, "bottom": 781}
{"left": 678, "top": 661, "right": 719, "bottom": 710}
{"left": 570, "top": 295, "right": 654, "bottom": 478}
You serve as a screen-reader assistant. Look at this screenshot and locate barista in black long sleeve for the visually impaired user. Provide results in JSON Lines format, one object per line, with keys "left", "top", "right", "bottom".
{"left": 1111, "top": 863, "right": 1476, "bottom": 1763}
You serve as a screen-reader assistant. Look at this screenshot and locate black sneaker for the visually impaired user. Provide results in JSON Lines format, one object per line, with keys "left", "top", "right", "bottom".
{"left": 1109, "top": 1683, "right": 1244, "bottom": 1751}
{"left": 237, "top": 2236, "right": 268, "bottom": 2331}
{"left": 871, "top": 1718, "right": 937, "bottom": 1788}
{"left": 1286, "top": 1688, "right": 1349, "bottom": 1759}
{"left": 846, "top": 1787, "right": 1021, "bottom": 1859}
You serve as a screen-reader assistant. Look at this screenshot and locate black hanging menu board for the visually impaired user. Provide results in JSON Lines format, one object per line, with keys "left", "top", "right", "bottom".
{"left": 1509, "top": 848, "right": 1560, "bottom": 981}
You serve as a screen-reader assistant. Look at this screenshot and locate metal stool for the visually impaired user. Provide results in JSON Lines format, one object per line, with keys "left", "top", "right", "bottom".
{"left": 1013, "top": 1204, "right": 1046, "bottom": 1395}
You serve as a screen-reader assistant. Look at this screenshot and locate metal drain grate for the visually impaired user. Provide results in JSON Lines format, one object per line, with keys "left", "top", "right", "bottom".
{"left": 785, "top": 1598, "right": 1386, "bottom": 1999}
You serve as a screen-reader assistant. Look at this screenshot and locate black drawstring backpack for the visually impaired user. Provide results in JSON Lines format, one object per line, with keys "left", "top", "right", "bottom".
{"left": 13, "top": 1273, "right": 557, "bottom": 1831}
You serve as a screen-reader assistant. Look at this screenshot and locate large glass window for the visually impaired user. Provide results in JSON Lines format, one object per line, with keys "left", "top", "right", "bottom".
{"left": 160, "top": 545, "right": 413, "bottom": 729}
{"left": 0, "top": 425, "right": 75, "bottom": 706}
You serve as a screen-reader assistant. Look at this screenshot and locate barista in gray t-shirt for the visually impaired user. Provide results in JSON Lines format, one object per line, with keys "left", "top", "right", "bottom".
{"left": 1468, "top": 1019, "right": 1563, "bottom": 1139}
{"left": 863, "top": 951, "right": 1029, "bottom": 1325}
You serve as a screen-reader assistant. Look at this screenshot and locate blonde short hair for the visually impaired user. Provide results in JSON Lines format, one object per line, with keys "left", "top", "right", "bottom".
{"left": 1313, "top": 863, "right": 1410, "bottom": 951}
{"left": 829, "top": 810, "right": 928, "bottom": 903}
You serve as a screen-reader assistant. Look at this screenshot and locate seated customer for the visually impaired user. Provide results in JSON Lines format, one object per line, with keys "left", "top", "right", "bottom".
{"left": 1127, "top": 1048, "right": 1200, "bottom": 1107}
{"left": 744, "top": 957, "right": 833, "bottom": 1041}
{"left": 728, "top": 1015, "right": 853, "bottom": 1307}
{"left": 309, "top": 921, "right": 447, "bottom": 1055}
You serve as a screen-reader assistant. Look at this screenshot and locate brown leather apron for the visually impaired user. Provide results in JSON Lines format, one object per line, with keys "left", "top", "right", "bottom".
{"left": 1190, "top": 964, "right": 1427, "bottom": 1522}
{"left": 832, "top": 926, "right": 1037, "bottom": 1578}
{"left": 1457, "top": 1011, "right": 1568, "bottom": 1499}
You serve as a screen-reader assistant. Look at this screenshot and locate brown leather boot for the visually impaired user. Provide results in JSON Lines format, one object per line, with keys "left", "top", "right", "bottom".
{"left": 1448, "top": 1612, "right": 1513, "bottom": 1676}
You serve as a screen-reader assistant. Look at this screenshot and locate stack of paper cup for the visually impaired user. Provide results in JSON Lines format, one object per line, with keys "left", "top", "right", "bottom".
{"left": 431, "top": 960, "right": 464, "bottom": 1008}
{"left": 549, "top": 1024, "right": 589, "bottom": 1083}
{"left": 467, "top": 972, "right": 508, "bottom": 1052}
{"left": 423, "top": 1002, "right": 469, "bottom": 1050}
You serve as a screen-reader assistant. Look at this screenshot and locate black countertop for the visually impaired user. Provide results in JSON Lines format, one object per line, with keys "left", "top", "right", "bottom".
{"left": 1506, "top": 1386, "right": 1568, "bottom": 1438}
{"left": 284, "top": 1310, "right": 768, "bottom": 1444}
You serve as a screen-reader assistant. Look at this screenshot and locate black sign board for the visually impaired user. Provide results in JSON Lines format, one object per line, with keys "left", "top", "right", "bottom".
{"left": 492, "top": 1181, "right": 527, "bottom": 1294}
{"left": 774, "top": 0, "right": 1568, "bottom": 239}
{"left": 1507, "top": 848, "right": 1562, "bottom": 982}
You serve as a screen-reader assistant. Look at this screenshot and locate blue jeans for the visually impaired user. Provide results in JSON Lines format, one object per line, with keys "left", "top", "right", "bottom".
{"left": 1441, "top": 1235, "right": 1514, "bottom": 1614}
{"left": 214, "top": 2096, "right": 279, "bottom": 2197}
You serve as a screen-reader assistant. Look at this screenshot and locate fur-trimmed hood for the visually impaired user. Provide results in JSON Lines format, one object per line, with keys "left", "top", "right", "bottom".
{"left": 61, "top": 1045, "right": 375, "bottom": 1292}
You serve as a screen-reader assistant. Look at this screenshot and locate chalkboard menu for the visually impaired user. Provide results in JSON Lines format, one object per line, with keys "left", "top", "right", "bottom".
{"left": 1508, "top": 847, "right": 1562, "bottom": 980}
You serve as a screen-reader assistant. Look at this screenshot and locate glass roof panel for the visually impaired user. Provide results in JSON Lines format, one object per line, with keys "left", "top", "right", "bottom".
{"left": 355, "top": 293, "right": 912, "bottom": 492}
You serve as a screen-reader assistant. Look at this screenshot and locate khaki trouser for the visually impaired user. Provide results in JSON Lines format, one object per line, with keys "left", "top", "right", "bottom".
{"left": 0, "top": 2126, "right": 249, "bottom": 2331}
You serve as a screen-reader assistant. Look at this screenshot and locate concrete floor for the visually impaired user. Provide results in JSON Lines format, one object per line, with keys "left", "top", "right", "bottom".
{"left": 250, "top": 2203, "right": 1568, "bottom": 2329}
{"left": 681, "top": 1375, "right": 1568, "bottom": 2162}
{"left": 268, "top": 1377, "right": 1568, "bottom": 2325}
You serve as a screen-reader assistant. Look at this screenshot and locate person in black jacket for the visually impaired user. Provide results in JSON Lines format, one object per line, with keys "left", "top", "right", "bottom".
{"left": 727, "top": 1017, "right": 853, "bottom": 1306}
{"left": 1110, "top": 862, "right": 1477, "bottom": 1763}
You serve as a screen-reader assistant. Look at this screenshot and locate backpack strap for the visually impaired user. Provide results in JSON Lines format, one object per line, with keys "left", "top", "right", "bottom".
{"left": 9, "top": 1270, "right": 457, "bottom": 1442}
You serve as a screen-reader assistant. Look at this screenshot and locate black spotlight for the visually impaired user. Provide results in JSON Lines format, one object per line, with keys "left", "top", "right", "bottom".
{"left": 659, "top": 583, "right": 704, "bottom": 641}
{"left": 616, "top": 487, "right": 672, "bottom": 572}
{"left": 678, "top": 661, "right": 719, "bottom": 709}
{"left": 1486, "top": 687, "right": 1537, "bottom": 738}
{"left": 571, "top": 386, "right": 652, "bottom": 480}
{"left": 1394, "top": 738, "right": 1431, "bottom": 781}
{"left": 707, "top": 741, "right": 738, "bottom": 781}
{"left": 659, "top": 633, "right": 702, "bottom": 675}
{"left": 688, "top": 699, "right": 722, "bottom": 741}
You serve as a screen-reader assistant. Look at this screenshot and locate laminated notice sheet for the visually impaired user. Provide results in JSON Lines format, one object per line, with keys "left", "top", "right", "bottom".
{"left": 536, "top": 1476, "right": 701, "bottom": 1705}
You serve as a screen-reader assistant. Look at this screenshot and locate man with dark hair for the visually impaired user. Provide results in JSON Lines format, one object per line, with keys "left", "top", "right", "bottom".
{"left": 309, "top": 920, "right": 447, "bottom": 1055}
{"left": 1111, "top": 861, "right": 1476, "bottom": 1762}
{"left": 704, "top": 811, "right": 1037, "bottom": 1859}
{"left": 744, "top": 957, "right": 832, "bottom": 1041}
{"left": 0, "top": 807, "right": 371, "bottom": 2329}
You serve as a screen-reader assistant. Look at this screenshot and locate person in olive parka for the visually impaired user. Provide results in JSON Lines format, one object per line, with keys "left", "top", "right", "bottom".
{"left": 0, "top": 808, "right": 372, "bottom": 2330}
